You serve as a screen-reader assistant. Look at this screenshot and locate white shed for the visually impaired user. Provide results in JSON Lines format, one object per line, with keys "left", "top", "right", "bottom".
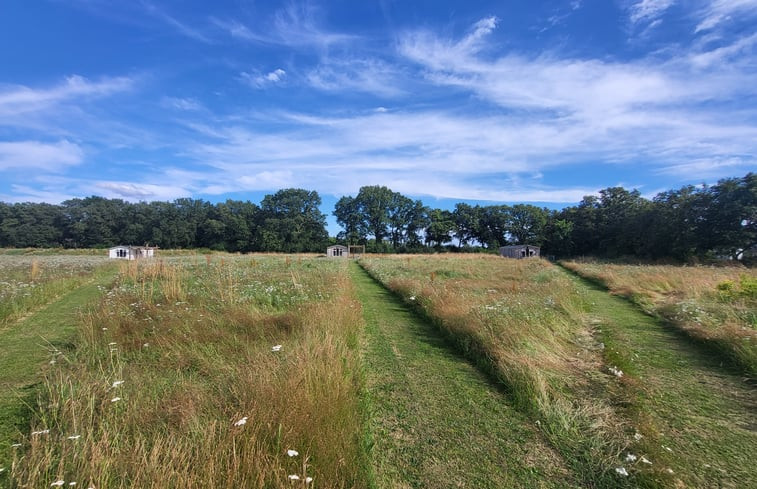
{"left": 499, "top": 245, "right": 540, "bottom": 259}
{"left": 326, "top": 245, "right": 349, "bottom": 258}
{"left": 108, "top": 245, "right": 157, "bottom": 260}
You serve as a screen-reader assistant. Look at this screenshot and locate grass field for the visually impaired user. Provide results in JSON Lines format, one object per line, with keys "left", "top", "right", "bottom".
{"left": 2, "top": 254, "right": 371, "bottom": 488}
{"left": 360, "top": 254, "right": 757, "bottom": 488}
{"left": 561, "top": 260, "right": 757, "bottom": 375}
{"left": 1, "top": 251, "right": 755, "bottom": 488}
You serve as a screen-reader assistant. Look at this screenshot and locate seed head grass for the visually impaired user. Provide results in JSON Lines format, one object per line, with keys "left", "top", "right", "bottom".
{"left": 8, "top": 254, "right": 371, "bottom": 488}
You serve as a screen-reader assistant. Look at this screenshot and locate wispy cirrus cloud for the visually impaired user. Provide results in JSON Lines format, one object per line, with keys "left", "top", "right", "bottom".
{"left": 0, "top": 75, "right": 135, "bottom": 118}
{"left": 628, "top": 0, "right": 676, "bottom": 25}
{"left": 213, "top": 2, "right": 357, "bottom": 50}
{"left": 306, "top": 58, "right": 405, "bottom": 97}
{"left": 695, "top": 0, "right": 757, "bottom": 33}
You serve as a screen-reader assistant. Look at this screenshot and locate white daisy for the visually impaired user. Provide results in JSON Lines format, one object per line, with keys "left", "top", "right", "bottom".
{"left": 287, "top": 449, "right": 299, "bottom": 457}
{"left": 271, "top": 345, "right": 282, "bottom": 352}
{"left": 615, "top": 467, "right": 629, "bottom": 476}
{"left": 288, "top": 475, "right": 300, "bottom": 481}
{"left": 234, "top": 417, "right": 248, "bottom": 427}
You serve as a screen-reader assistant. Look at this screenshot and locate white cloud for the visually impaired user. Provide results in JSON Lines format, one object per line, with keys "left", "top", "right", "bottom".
{"left": 629, "top": 0, "right": 676, "bottom": 24}
{"left": 163, "top": 97, "right": 203, "bottom": 111}
{"left": 240, "top": 68, "right": 287, "bottom": 88}
{"left": 307, "top": 58, "right": 405, "bottom": 97}
{"left": 0, "top": 140, "right": 84, "bottom": 171}
{"left": 94, "top": 181, "right": 190, "bottom": 200}
{"left": 0, "top": 75, "right": 134, "bottom": 118}
{"left": 695, "top": 0, "right": 757, "bottom": 33}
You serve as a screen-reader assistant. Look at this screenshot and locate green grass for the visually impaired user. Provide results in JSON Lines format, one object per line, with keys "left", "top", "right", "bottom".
{"left": 567, "top": 271, "right": 757, "bottom": 488}
{"left": 561, "top": 260, "right": 757, "bottom": 376}
{"left": 351, "top": 263, "right": 579, "bottom": 488}
{"left": 0, "top": 264, "right": 117, "bottom": 470}
{"left": 4, "top": 255, "right": 371, "bottom": 489}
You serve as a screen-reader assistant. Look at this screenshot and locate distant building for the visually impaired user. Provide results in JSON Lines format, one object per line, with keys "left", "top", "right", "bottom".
{"left": 108, "top": 245, "right": 157, "bottom": 260}
{"left": 326, "top": 245, "right": 349, "bottom": 258}
{"left": 499, "top": 244, "right": 540, "bottom": 259}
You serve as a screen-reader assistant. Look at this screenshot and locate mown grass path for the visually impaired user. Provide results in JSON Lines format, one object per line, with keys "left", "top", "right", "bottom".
{"left": 0, "top": 267, "right": 116, "bottom": 467}
{"left": 350, "top": 263, "right": 580, "bottom": 489}
{"left": 563, "top": 269, "right": 757, "bottom": 488}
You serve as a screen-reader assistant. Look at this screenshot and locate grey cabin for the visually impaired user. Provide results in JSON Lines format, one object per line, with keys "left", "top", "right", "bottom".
{"left": 108, "top": 245, "right": 157, "bottom": 260}
{"left": 499, "top": 245, "right": 540, "bottom": 259}
{"left": 326, "top": 245, "right": 349, "bottom": 258}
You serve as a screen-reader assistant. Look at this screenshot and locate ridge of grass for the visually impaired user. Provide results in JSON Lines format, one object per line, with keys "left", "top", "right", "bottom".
{"left": 350, "top": 262, "right": 580, "bottom": 488}
{"left": 561, "top": 260, "right": 757, "bottom": 376}
{"left": 5, "top": 255, "right": 371, "bottom": 488}
{"left": 359, "top": 255, "right": 671, "bottom": 488}
{"left": 565, "top": 270, "right": 757, "bottom": 488}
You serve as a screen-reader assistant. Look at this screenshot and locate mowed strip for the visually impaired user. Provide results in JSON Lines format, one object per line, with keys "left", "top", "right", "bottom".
{"left": 351, "top": 263, "right": 580, "bottom": 489}
{"left": 0, "top": 268, "right": 115, "bottom": 465}
{"left": 568, "top": 272, "right": 757, "bottom": 488}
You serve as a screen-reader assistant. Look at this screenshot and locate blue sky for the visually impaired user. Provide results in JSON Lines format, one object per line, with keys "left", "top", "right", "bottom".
{"left": 1, "top": 0, "right": 756, "bottom": 233}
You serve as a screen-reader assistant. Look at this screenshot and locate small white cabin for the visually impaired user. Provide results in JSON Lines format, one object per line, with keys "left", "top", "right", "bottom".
{"left": 108, "top": 246, "right": 157, "bottom": 260}
{"left": 499, "top": 245, "right": 540, "bottom": 259}
{"left": 326, "top": 245, "right": 349, "bottom": 258}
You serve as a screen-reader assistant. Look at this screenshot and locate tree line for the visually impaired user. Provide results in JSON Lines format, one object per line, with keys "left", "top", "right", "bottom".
{"left": 0, "top": 173, "right": 754, "bottom": 261}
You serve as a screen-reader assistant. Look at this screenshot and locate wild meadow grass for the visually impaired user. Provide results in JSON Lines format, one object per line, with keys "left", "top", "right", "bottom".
{"left": 561, "top": 260, "right": 757, "bottom": 375}
{"left": 359, "top": 255, "right": 646, "bottom": 488}
{"left": 6, "top": 254, "right": 370, "bottom": 488}
{"left": 0, "top": 255, "right": 106, "bottom": 327}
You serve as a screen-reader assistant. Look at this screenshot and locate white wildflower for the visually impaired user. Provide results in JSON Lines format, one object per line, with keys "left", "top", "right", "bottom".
{"left": 69, "top": 483, "right": 77, "bottom": 486}
{"left": 625, "top": 453, "right": 637, "bottom": 462}
{"left": 608, "top": 366, "right": 623, "bottom": 377}
{"left": 408, "top": 296, "right": 416, "bottom": 301}
{"left": 67, "top": 435, "right": 81, "bottom": 440}
{"left": 0, "top": 468, "right": 5, "bottom": 473}
{"left": 615, "top": 467, "right": 629, "bottom": 476}
{"left": 288, "top": 475, "right": 300, "bottom": 481}
{"left": 641, "top": 456, "right": 652, "bottom": 465}
{"left": 51, "top": 481, "right": 65, "bottom": 487}
{"left": 31, "top": 429, "right": 50, "bottom": 436}
{"left": 111, "top": 380, "right": 124, "bottom": 388}
{"left": 108, "top": 342, "right": 117, "bottom": 346}
{"left": 234, "top": 417, "right": 248, "bottom": 427}
{"left": 666, "top": 468, "right": 674, "bottom": 474}
{"left": 287, "top": 449, "right": 299, "bottom": 457}
{"left": 11, "top": 443, "right": 21, "bottom": 447}
{"left": 110, "top": 397, "right": 121, "bottom": 403}
{"left": 271, "top": 345, "right": 282, "bottom": 352}
{"left": 662, "top": 445, "right": 673, "bottom": 453}
{"left": 49, "top": 360, "right": 56, "bottom": 365}
{"left": 306, "top": 477, "right": 313, "bottom": 484}
{"left": 633, "top": 432, "right": 643, "bottom": 441}
{"left": 101, "top": 327, "right": 107, "bottom": 331}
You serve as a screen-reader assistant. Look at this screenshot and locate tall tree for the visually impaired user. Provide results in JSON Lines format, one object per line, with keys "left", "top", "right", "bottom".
{"left": 260, "top": 189, "right": 328, "bottom": 252}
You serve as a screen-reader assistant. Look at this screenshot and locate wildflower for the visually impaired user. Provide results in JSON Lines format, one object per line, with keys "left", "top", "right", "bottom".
{"left": 666, "top": 468, "right": 674, "bottom": 474}
{"left": 111, "top": 380, "right": 124, "bottom": 388}
{"left": 641, "top": 456, "right": 652, "bottom": 465}
{"left": 11, "top": 443, "right": 21, "bottom": 448}
{"left": 101, "top": 328, "right": 107, "bottom": 331}
{"left": 288, "top": 475, "right": 300, "bottom": 481}
{"left": 662, "top": 445, "right": 673, "bottom": 452}
{"left": 306, "top": 477, "right": 313, "bottom": 484}
{"left": 608, "top": 366, "right": 623, "bottom": 378}
{"left": 633, "top": 432, "right": 643, "bottom": 441}
{"left": 69, "top": 483, "right": 77, "bottom": 487}
{"left": 615, "top": 467, "right": 629, "bottom": 476}
{"left": 234, "top": 417, "right": 248, "bottom": 427}
{"left": 51, "top": 481, "right": 65, "bottom": 487}
{"left": 31, "top": 429, "right": 50, "bottom": 436}
{"left": 287, "top": 449, "right": 299, "bottom": 457}
{"left": 271, "top": 345, "right": 282, "bottom": 352}
{"left": 625, "top": 453, "right": 637, "bottom": 462}
{"left": 49, "top": 360, "right": 56, "bottom": 365}
{"left": 0, "top": 468, "right": 4, "bottom": 473}
{"left": 408, "top": 296, "right": 416, "bottom": 301}
{"left": 111, "top": 397, "right": 121, "bottom": 403}
{"left": 108, "top": 342, "right": 117, "bottom": 346}
{"left": 67, "top": 435, "right": 81, "bottom": 440}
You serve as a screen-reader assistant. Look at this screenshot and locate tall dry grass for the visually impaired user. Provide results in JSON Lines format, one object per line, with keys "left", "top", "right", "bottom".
{"left": 8, "top": 255, "right": 371, "bottom": 488}
{"left": 360, "top": 255, "right": 642, "bottom": 488}
{"left": 561, "top": 260, "right": 757, "bottom": 375}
